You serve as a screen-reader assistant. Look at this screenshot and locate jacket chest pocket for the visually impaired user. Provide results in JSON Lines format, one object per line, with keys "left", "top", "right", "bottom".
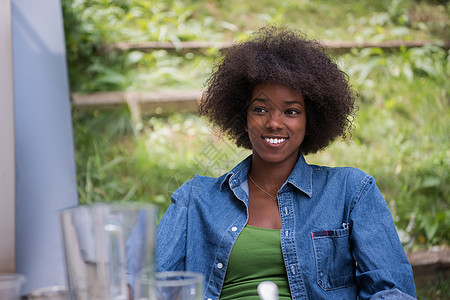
{"left": 311, "top": 227, "right": 356, "bottom": 291}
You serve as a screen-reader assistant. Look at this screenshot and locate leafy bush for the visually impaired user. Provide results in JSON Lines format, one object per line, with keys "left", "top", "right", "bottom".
{"left": 62, "top": 0, "right": 229, "bottom": 91}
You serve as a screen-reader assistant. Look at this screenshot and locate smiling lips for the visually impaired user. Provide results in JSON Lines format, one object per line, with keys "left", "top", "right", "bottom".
{"left": 264, "top": 137, "right": 287, "bottom": 145}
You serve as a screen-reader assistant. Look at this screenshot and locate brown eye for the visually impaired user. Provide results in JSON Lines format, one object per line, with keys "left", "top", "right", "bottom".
{"left": 285, "top": 109, "right": 300, "bottom": 115}
{"left": 253, "top": 106, "right": 268, "bottom": 113}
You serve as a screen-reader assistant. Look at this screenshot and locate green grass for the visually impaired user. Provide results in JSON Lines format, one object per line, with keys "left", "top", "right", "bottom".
{"left": 73, "top": 109, "right": 250, "bottom": 214}
{"left": 416, "top": 274, "right": 450, "bottom": 299}
{"left": 189, "top": 0, "right": 431, "bottom": 41}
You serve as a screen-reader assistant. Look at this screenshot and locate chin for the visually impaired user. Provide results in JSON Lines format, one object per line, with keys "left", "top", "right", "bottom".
{"left": 256, "top": 153, "right": 298, "bottom": 165}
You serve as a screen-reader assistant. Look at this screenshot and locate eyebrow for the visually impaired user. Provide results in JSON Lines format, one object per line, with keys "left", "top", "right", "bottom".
{"left": 250, "top": 97, "right": 304, "bottom": 106}
{"left": 284, "top": 100, "right": 304, "bottom": 106}
{"left": 251, "top": 97, "right": 267, "bottom": 103}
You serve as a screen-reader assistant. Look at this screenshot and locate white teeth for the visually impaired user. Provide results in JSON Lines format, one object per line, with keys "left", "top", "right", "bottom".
{"left": 265, "top": 138, "right": 286, "bottom": 144}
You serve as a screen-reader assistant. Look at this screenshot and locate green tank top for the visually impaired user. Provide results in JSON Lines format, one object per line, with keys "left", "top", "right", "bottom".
{"left": 220, "top": 225, "right": 291, "bottom": 299}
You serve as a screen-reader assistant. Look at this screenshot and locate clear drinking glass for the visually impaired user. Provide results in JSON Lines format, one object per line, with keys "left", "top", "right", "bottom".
{"left": 134, "top": 270, "right": 203, "bottom": 300}
{"left": 60, "top": 203, "right": 157, "bottom": 300}
{"left": 0, "top": 274, "right": 26, "bottom": 300}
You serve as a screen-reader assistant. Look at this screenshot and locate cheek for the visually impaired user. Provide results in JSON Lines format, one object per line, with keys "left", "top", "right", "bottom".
{"left": 289, "top": 117, "right": 306, "bottom": 130}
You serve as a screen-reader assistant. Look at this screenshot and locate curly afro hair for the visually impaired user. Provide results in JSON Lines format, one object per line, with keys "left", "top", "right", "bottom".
{"left": 199, "top": 26, "right": 356, "bottom": 155}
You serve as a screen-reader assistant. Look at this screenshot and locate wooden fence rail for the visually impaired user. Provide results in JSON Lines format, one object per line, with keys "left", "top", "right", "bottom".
{"left": 72, "top": 90, "right": 202, "bottom": 122}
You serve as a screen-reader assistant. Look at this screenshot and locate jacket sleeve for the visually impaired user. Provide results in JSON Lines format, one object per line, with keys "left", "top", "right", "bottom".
{"left": 349, "top": 175, "right": 416, "bottom": 300}
{"left": 155, "top": 182, "right": 189, "bottom": 272}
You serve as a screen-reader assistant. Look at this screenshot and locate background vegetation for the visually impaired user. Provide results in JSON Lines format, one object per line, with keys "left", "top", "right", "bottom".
{"left": 63, "top": 0, "right": 448, "bottom": 297}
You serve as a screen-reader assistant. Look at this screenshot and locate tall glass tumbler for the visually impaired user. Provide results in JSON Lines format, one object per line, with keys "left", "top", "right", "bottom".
{"left": 60, "top": 203, "right": 157, "bottom": 300}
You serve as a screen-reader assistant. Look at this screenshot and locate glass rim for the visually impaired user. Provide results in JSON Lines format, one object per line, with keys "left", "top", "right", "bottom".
{"left": 59, "top": 202, "right": 158, "bottom": 214}
{"left": 27, "top": 285, "right": 68, "bottom": 296}
{"left": 154, "top": 271, "right": 204, "bottom": 287}
{"left": 0, "top": 273, "right": 26, "bottom": 287}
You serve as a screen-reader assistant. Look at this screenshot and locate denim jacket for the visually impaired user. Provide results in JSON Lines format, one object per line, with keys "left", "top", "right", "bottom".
{"left": 155, "top": 155, "right": 416, "bottom": 300}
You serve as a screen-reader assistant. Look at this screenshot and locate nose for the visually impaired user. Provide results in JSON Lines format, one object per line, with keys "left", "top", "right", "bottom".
{"left": 266, "top": 111, "right": 284, "bottom": 130}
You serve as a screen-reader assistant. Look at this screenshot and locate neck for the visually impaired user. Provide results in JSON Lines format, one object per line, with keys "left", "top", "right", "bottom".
{"left": 248, "top": 153, "right": 299, "bottom": 189}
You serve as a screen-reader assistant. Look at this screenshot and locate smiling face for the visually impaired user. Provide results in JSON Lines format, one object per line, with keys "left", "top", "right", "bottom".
{"left": 247, "top": 83, "right": 307, "bottom": 168}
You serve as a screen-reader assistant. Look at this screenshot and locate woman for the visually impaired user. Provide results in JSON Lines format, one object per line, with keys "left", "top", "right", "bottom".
{"left": 155, "top": 26, "right": 416, "bottom": 299}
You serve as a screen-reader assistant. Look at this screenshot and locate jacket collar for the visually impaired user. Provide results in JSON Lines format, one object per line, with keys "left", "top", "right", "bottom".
{"left": 286, "top": 154, "right": 313, "bottom": 198}
{"left": 220, "top": 154, "right": 313, "bottom": 198}
{"left": 220, "top": 155, "right": 252, "bottom": 191}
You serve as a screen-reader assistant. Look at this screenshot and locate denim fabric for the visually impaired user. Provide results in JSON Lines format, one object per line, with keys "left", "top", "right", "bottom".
{"left": 154, "top": 154, "right": 416, "bottom": 300}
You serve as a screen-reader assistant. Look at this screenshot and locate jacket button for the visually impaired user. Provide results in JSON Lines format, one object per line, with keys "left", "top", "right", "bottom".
{"left": 217, "top": 263, "right": 223, "bottom": 269}
{"left": 231, "top": 226, "right": 237, "bottom": 232}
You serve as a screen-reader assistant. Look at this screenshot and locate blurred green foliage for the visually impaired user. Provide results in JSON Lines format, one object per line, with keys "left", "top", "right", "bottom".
{"left": 65, "top": 0, "right": 449, "bottom": 249}
{"left": 62, "top": 0, "right": 449, "bottom": 92}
